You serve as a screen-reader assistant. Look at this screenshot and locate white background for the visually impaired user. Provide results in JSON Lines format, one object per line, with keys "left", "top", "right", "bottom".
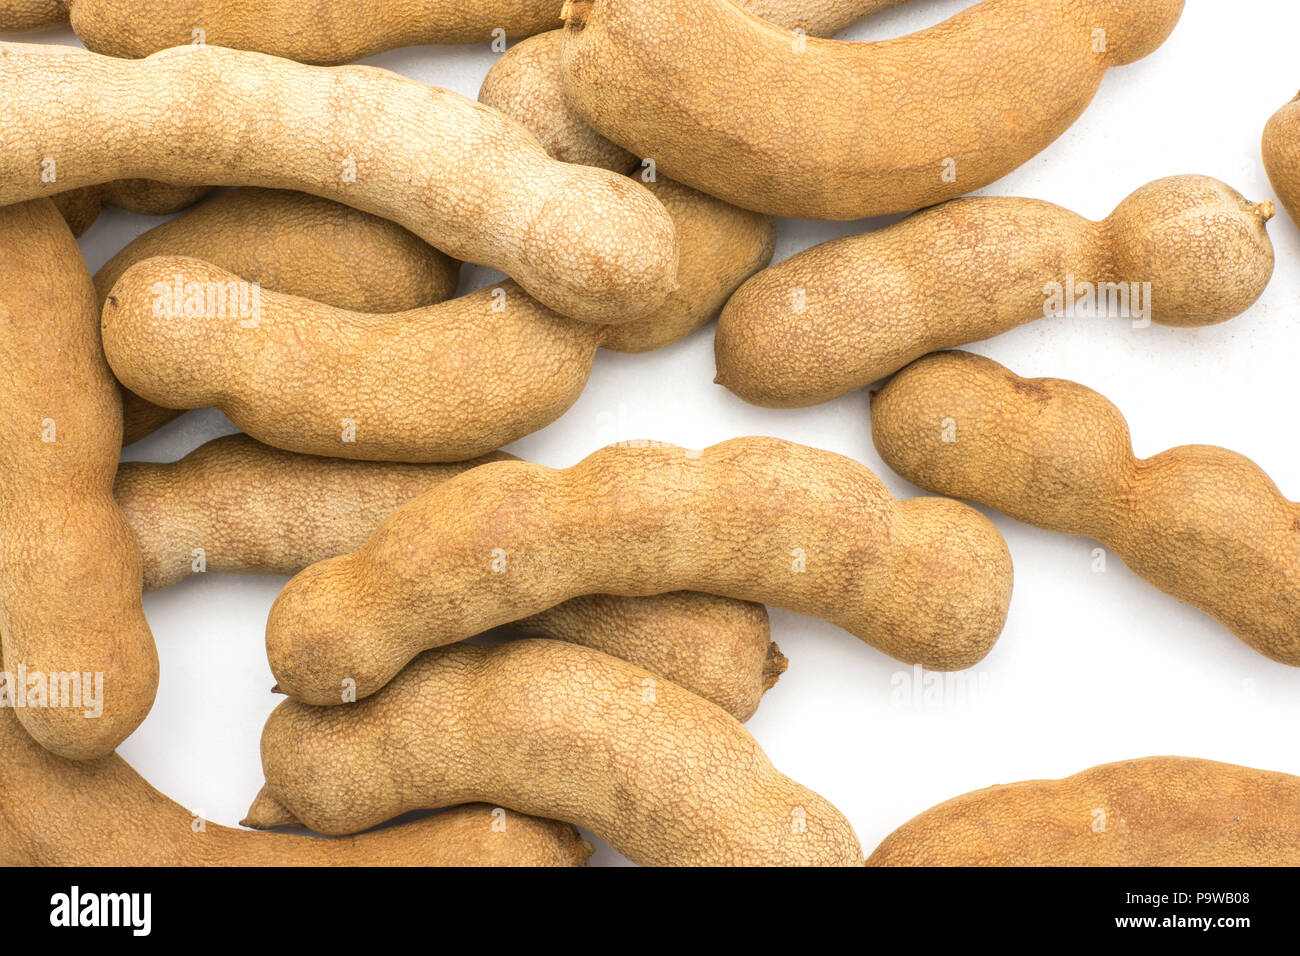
{"left": 23, "top": 0, "right": 1300, "bottom": 865}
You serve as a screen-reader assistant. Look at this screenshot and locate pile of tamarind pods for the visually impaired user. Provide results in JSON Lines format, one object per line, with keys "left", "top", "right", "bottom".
{"left": 1, "top": 0, "right": 1298, "bottom": 868}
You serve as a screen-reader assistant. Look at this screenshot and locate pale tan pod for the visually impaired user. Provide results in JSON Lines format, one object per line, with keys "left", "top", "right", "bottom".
{"left": 1263, "top": 93, "right": 1300, "bottom": 232}
{"left": 246, "top": 640, "right": 865, "bottom": 866}
{"left": 263, "top": 436, "right": 1013, "bottom": 705}
{"left": 716, "top": 175, "right": 1275, "bottom": 408}
{"left": 0, "top": 41, "right": 677, "bottom": 323}
{"left": 870, "top": 350, "right": 1300, "bottom": 666}
{"left": 867, "top": 757, "right": 1300, "bottom": 866}
{"left": 0, "top": 0, "right": 67, "bottom": 33}
{"left": 0, "top": 199, "right": 158, "bottom": 760}
{"left": 101, "top": 177, "right": 773, "bottom": 460}
{"left": 66, "top": 0, "right": 565, "bottom": 63}
{"left": 114, "top": 435, "right": 782, "bottom": 720}
{"left": 93, "top": 187, "right": 463, "bottom": 445}
{"left": 560, "top": 0, "right": 1185, "bottom": 219}
{"left": 0, "top": 696, "right": 589, "bottom": 866}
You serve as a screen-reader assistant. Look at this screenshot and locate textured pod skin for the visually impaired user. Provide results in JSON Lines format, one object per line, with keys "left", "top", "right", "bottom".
{"left": 871, "top": 351, "right": 1300, "bottom": 666}
{"left": 264, "top": 437, "right": 1014, "bottom": 705}
{"left": 560, "top": 0, "right": 1185, "bottom": 219}
{"left": 867, "top": 757, "right": 1300, "bottom": 866}
{"left": 717, "top": 176, "right": 1275, "bottom": 408}
{"left": 96, "top": 188, "right": 462, "bottom": 445}
{"left": 0, "top": 41, "right": 678, "bottom": 323}
{"left": 480, "top": 4, "right": 912, "bottom": 175}
{"left": 1263, "top": 93, "right": 1300, "bottom": 232}
{"left": 114, "top": 435, "right": 782, "bottom": 721}
{"left": 66, "top": 0, "right": 565, "bottom": 63}
{"left": 0, "top": 700, "right": 589, "bottom": 866}
{"left": 51, "top": 181, "right": 215, "bottom": 237}
{"left": 101, "top": 177, "right": 773, "bottom": 460}
{"left": 0, "top": 200, "right": 158, "bottom": 760}
{"left": 246, "top": 640, "right": 864, "bottom": 866}
{"left": 0, "top": 0, "right": 66, "bottom": 33}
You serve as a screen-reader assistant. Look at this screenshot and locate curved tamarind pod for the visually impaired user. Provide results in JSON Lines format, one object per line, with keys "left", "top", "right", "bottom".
{"left": 0, "top": 700, "right": 589, "bottom": 866}
{"left": 870, "top": 350, "right": 1300, "bottom": 666}
{"left": 867, "top": 756, "right": 1300, "bottom": 866}
{"left": 51, "top": 181, "right": 215, "bottom": 237}
{"left": 66, "top": 0, "right": 565, "bottom": 64}
{"left": 559, "top": 0, "right": 1184, "bottom": 219}
{"left": 0, "top": 199, "right": 158, "bottom": 759}
{"left": 246, "top": 639, "right": 864, "bottom": 867}
{"left": 1263, "top": 92, "right": 1300, "bottom": 232}
{"left": 0, "top": 40, "right": 677, "bottom": 323}
{"left": 101, "top": 177, "right": 773, "bottom": 460}
{"left": 716, "top": 175, "right": 1274, "bottom": 408}
{"left": 116, "top": 435, "right": 782, "bottom": 720}
{"left": 263, "top": 436, "right": 1013, "bottom": 705}
{"left": 95, "top": 187, "right": 462, "bottom": 445}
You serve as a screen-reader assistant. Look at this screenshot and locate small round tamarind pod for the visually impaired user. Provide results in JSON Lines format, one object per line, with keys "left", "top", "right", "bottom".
{"left": 0, "top": 40, "right": 678, "bottom": 323}
{"left": 65, "top": 0, "right": 566, "bottom": 64}
{"left": 1263, "top": 92, "right": 1300, "bottom": 233}
{"left": 0, "top": 697, "right": 589, "bottom": 866}
{"left": 245, "top": 639, "right": 864, "bottom": 867}
{"left": 870, "top": 350, "right": 1300, "bottom": 666}
{"left": 559, "top": 0, "right": 1185, "bottom": 220}
{"left": 114, "top": 435, "right": 784, "bottom": 721}
{"left": 100, "top": 177, "right": 774, "bottom": 460}
{"left": 0, "top": 0, "right": 67, "bottom": 34}
{"left": 262, "top": 436, "right": 1013, "bottom": 705}
{"left": 93, "top": 187, "right": 462, "bottom": 445}
{"left": 716, "top": 175, "right": 1275, "bottom": 408}
{"left": 866, "top": 756, "right": 1300, "bottom": 866}
{"left": 51, "top": 181, "right": 215, "bottom": 237}
{"left": 0, "top": 199, "right": 158, "bottom": 760}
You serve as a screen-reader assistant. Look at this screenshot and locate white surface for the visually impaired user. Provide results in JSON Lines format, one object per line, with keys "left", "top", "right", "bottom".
{"left": 27, "top": 0, "right": 1300, "bottom": 866}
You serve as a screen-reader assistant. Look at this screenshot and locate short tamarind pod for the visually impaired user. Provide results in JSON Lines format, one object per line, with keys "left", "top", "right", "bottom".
{"left": 559, "top": 0, "right": 1185, "bottom": 220}
{"left": 264, "top": 436, "right": 1013, "bottom": 705}
{"left": 716, "top": 175, "right": 1275, "bottom": 408}
{"left": 867, "top": 757, "right": 1300, "bottom": 866}
{"left": 0, "top": 0, "right": 66, "bottom": 34}
{"left": 114, "top": 435, "right": 782, "bottom": 721}
{"left": 0, "top": 199, "right": 158, "bottom": 759}
{"left": 870, "top": 350, "right": 1300, "bottom": 666}
{"left": 101, "top": 177, "right": 773, "bottom": 460}
{"left": 245, "top": 639, "right": 864, "bottom": 866}
{"left": 94, "top": 187, "right": 462, "bottom": 445}
{"left": 65, "top": 0, "right": 565, "bottom": 64}
{"left": 51, "top": 181, "right": 215, "bottom": 237}
{"left": 1263, "top": 92, "right": 1300, "bottom": 232}
{"left": 0, "top": 40, "right": 678, "bottom": 323}
{"left": 0, "top": 701, "right": 589, "bottom": 866}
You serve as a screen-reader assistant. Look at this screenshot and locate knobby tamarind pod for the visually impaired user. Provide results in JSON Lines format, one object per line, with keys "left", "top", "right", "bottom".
{"left": 66, "top": 0, "right": 566, "bottom": 64}
{"left": 245, "top": 639, "right": 864, "bottom": 866}
{"left": 559, "top": 0, "right": 1184, "bottom": 219}
{"left": 262, "top": 436, "right": 1013, "bottom": 705}
{"left": 0, "top": 40, "right": 677, "bottom": 323}
{"left": 0, "top": 199, "right": 157, "bottom": 759}
{"left": 115, "top": 435, "right": 783, "bottom": 720}
{"left": 101, "top": 177, "right": 774, "bottom": 460}
{"left": 51, "top": 181, "right": 215, "bottom": 237}
{"left": 95, "top": 187, "right": 462, "bottom": 445}
{"left": 716, "top": 175, "right": 1274, "bottom": 408}
{"left": 0, "top": 0, "right": 67, "bottom": 33}
{"left": 1263, "top": 92, "right": 1300, "bottom": 232}
{"left": 0, "top": 694, "right": 590, "bottom": 866}
{"left": 867, "top": 757, "right": 1300, "bottom": 866}
{"left": 870, "top": 350, "right": 1300, "bottom": 666}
